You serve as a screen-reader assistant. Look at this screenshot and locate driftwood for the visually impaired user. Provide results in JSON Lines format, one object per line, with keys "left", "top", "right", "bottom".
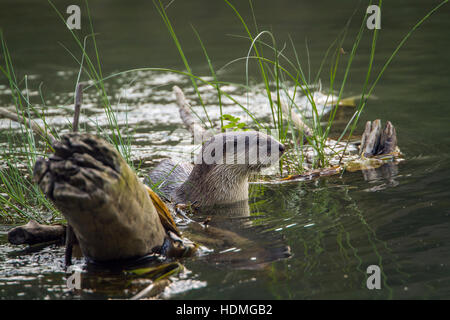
{"left": 174, "top": 86, "right": 315, "bottom": 140}
{"left": 130, "top": 279, "right": 171, "bottom": 300}
{"left": 276, "top": 95, "right": 399, "bottom": 160}
{"left": 33, "top": 133, "right": 167, "bottom": 262}
{"left": 173, "top": 85, "right": 210, "bottom": 143}
{"left": 0, "top": 83, "right": 84, "bottom": 144}
{"left": 72, "top": 83, "right": 83, "bottom": 133}
{"left": 278, "top": 98, "right": 314, "bottom": 138}
{"left": 5, "top": 83, "right": 398, "bottom": 272}
{"left": 0, "top": 107, "right": 56, "bottom": 143}
{"left": 360, "top": 119, "right": 398, "bottom": 157}
{"left": 3, "top": 83, "right": 182, "bottom": 264}
{"left": 65, "top": 82, "right": 84, "bottom": 266}
{"left": 8, "top": 220, "right": 66, "bottom": 245}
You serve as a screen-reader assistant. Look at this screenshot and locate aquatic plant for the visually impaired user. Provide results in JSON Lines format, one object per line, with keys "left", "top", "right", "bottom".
{"left": 0, "top": 0, "right": 447, "bottom": 223}
{"left": 0, "top": 32, "right": 60, "bottom": 223}
{"left": 153, "top": 0, "right": 447, "bottom": 173}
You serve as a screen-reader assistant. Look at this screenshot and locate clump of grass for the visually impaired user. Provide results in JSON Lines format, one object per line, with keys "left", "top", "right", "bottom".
{"left": 0, "top": 31, "right": 60, "bottom": 223}
{"left": 0, "top": 159, "right": 59, "bottom": 224}
{"left": 152, "top": 0, "right": 362, "bottom": 171}
{"left": 0, "top": 0, "right": 446, "bottom": 224}
{"left": 48, "top": 0, "right": 134, "bottom": 166}
{"left": 0, "top": 1, "right": 134, "bottom": 223}
{"left": 152, "top": 0, "right": 447, "bottom": 174}
{"left": 0, "top": 0, "right": 148, "bottom": 223}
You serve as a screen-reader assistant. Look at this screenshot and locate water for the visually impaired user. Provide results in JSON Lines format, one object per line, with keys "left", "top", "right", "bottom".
{"left": 1, "top": 0, "right": 450, "bottom": 299}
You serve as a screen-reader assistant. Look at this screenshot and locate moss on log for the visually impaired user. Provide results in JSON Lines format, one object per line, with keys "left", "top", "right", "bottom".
{"left": 33, "top": 133, "right": 167, "bottom": 262}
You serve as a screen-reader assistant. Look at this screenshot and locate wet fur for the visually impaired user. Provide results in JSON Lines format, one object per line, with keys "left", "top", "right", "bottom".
{"left": 147, "top": 131, "right": 283, "bottom": 207}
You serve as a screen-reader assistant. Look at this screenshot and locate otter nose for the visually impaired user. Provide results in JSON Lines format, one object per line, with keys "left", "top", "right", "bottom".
{"left": 279, "top": 144, "right": 285, "bottom": 154}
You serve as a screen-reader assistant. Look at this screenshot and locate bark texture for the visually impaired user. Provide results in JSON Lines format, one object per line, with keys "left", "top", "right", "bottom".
{"left": 33, "top": 133, "right": 167, "bottom": 262}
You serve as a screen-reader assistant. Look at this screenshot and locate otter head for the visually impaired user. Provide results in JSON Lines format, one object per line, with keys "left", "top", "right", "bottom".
{"left": 195, "top": 131, "right": 285, "bottom": 173}
{"left": 178, "top": 131, "right": 285, "bottom": 207}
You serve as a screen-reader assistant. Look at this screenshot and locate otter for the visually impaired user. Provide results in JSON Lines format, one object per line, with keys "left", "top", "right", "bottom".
{"left": 146, "top": 131, "right": 285, "bottom": 207}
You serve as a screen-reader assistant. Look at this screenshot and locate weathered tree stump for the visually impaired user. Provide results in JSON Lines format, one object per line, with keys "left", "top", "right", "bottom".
{"left": 8, "top": 220, "right": 66, "bottom": 245}
{"left": 33, "top": 133, "right": 167, "bottom": 262}
{"left": 360, "top": 119, "right": 398, "bottom": 157}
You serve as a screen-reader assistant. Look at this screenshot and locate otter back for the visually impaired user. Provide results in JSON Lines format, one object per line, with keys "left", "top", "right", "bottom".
{"left": 146, "top": 159, "right": 193, "bottom": 201}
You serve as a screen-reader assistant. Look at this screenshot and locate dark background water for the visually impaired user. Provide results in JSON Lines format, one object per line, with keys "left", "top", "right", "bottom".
{"left": 0, "top": 0, "right": 449, "bottom": 299}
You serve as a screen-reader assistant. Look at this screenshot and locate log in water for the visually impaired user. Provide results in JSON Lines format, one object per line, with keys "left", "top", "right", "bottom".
{"left": 8, "top": 220, "right": 66, "bottom": 245}
{"left": 33, "top": 133, "right": 167, "bottom": 262}
{"left": 360, "top": 120, "right": 398, "bottom": 157}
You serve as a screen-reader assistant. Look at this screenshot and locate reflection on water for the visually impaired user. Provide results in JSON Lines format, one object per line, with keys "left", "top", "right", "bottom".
{"left": 1, "top": 156, "right": 450, "bottom": 299}
{"left": 362, "top": 162, "right": 400, "bottom": 192}
{"left": 1, "top": 0, "right": 450, "bottom": 299}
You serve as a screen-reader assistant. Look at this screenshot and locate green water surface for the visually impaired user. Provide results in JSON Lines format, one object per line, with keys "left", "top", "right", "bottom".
{"left": 0, "top": 0, "right": 449, "bottom": 299}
